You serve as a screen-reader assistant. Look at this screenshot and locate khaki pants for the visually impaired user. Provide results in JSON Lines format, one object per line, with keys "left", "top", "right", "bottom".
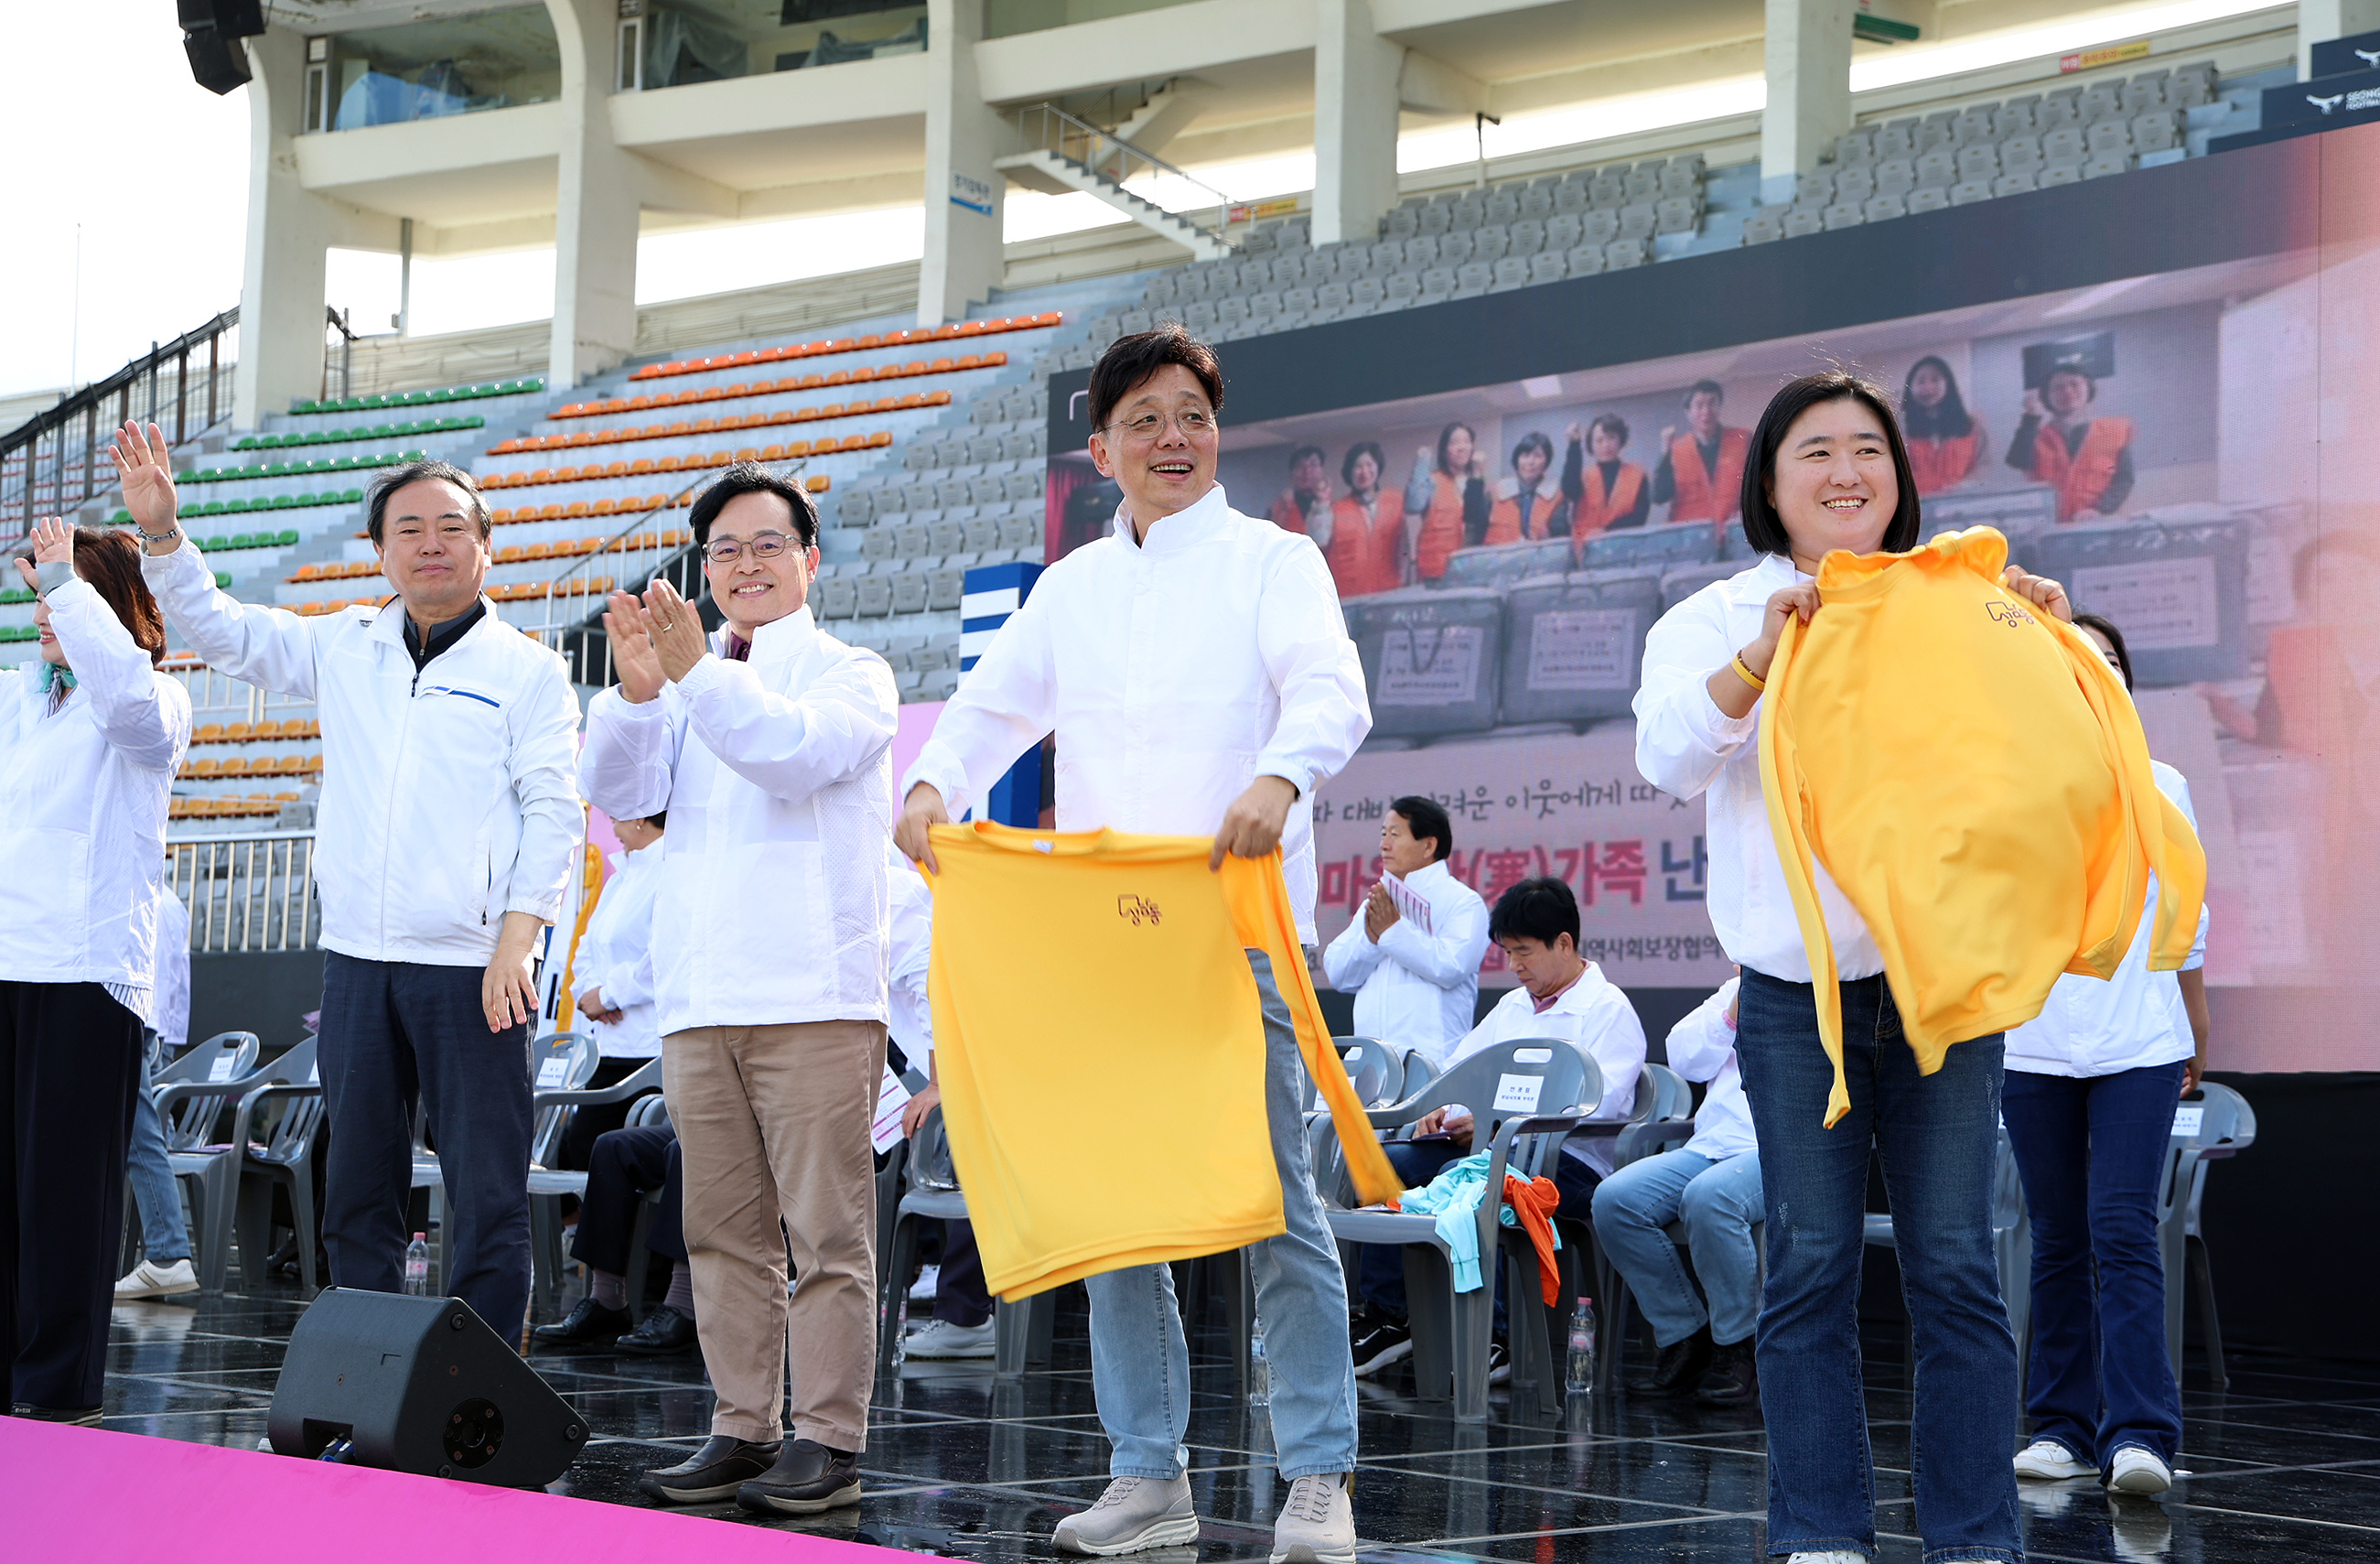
{"left": 662, "top": 1018, "right": 886, "bottom": 1448}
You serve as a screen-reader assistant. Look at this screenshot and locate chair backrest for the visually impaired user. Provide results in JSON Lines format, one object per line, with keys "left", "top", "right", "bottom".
{"left": 156, "top": 1030, "right": 266, "bottom": 1149}
{"left": 2173, "top": 1081, "right": 2256, "bottom": 1153}
{"left": 907, "top": 1106, "right": 958, "bottom": 1192}
{"left": 1637, "top": 1062, "right": 1694, "bottom": 1122}
{"left": 527, "top": 1030, "right": 601, "bottom": 1166}
{"left": 1331, "top": 1037, "right": 1406, "bottom": 1108}
{"left": 251, "top": 1037, "right": 328, "bottom": 1167}
{"left": 1379, "top": 1038, "right": 1602, "bottom": 1181}
{"left": 627, "top": 1091, "right": 673, "bottom": 1129}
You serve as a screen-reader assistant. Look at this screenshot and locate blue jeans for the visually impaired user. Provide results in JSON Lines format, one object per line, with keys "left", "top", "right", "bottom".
{"left": 1735, "top": 969, "right": 2022, "bottom": 1564}
{"left": 2001, "top": 1061, "right": 2186, "bottom": 1471}
{"left": 1086, "top": 950, "right": 1357, "bottom": 1481}
{"left": 1590, "top": 1149, "right": 1763, "bottom": 1348}
{"left": 319, "top": 954, "right": 533, "bottom": 1342}
{"left": 125, "top": 1030, "right": 192, "bottom": 1265}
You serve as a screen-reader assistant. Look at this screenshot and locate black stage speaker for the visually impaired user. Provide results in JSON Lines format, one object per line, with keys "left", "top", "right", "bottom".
{"left": 266, "top": 1289, "right": 589, "bottom": 1487}
{"left": 178, "top": 1, "right": 266, "bottom": 96}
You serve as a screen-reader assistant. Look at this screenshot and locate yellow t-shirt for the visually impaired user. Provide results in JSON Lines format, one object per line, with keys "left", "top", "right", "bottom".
{"left": 1759, "top": 526, "right": 2206, "bottom": 1126}
{"left": 922, "top": 822, "right": 1402, "bottom": 1299}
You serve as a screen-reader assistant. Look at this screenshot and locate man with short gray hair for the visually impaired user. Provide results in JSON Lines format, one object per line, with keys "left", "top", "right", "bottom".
{"left": 117, "top": 426, "right": 583, "bottom": 1341}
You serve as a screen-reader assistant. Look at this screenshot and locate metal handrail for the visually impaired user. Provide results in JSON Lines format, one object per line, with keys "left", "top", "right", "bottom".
{"left": 167, "top": 830, "right": 320, "bottom": 955}
{"left": 1011, "top": 102, "right": 1234, "bottom": 244}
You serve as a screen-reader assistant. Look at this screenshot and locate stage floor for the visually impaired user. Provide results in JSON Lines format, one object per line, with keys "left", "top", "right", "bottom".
{"left": 101, "top": 1281, "right": 2379, "bottom": 1563}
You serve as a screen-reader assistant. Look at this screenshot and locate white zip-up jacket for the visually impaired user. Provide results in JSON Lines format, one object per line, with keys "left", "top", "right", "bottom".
{"left": 574, "top": 846, "right": 662, "bottom": 1058}
{"left": 578, "top": 607, "right": 899, "bottom": 1036}
{"left": 2006, "top": 760, "right": 2210, "bottom": 1079}
{"left": 0, "top": 576, "right": 191, "bottom": 1003}
{"left": 143, "top": 541, "right": 583, "bottom": 965}
{"left": 902, "top": 484, "right": 1372, "bottom": 942}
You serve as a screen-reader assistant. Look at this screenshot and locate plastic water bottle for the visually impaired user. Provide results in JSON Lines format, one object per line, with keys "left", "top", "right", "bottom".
{"left": 890, "top": 1290, "right": 910, "bottom": 1369}
{"left": 404, "top": 1233, "right": 430, "bottom": 1296}
{"left": 1248, "top": 1316, "right": 1271, "bottom": 1408}
{"left": 1564, "top": 1297, "right": 1599, "bottom": 1395}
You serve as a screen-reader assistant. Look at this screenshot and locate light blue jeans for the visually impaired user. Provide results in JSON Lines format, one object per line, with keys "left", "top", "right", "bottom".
{"left": 1084, "top": 950, "right": 1359, "bottom": 1481}
{"left": 125, "top": 1030, "right": 192, "bottom": 1266}
{"left": 1589, "top": 1148, "right": 1763, "bottom": 1348}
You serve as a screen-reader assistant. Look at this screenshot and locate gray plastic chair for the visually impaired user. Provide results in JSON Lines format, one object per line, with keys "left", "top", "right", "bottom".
{"left": 878, "top": 1106, "right": 1054, "bottom": 1377}
{"left": 1595, "top": 1105, "right": 1766, "bottom": 1390}
{"left": 1863, "top": 1127, "right": 2031, "bottom": 1384}
{"left": 122, "top": 1031, "right": 265, "bottom": 1273}
{"left": 226, "top": 1038, "right": 330, "bottom": 1292}
{"left": 174, "top": 1036, "right": 320, "bottom": 1291}
{"left": 525, "top": 1051, "right": 662, "bottom": 1318}
{"left": 1324, "top": 1039, "right": 1602, "bottom": 1420}
{"left": 418, "top": 1030, "right": 595, "bottom": 1299}
{"left": 615, "top": 1090, "right": 676, "bottom": 1314}
{"left": 1332, "top": 1037, "right": 1406, "bottom": 1109}
{"left": 2159, "top": 1081, "right": 2255, "bottom": 1388}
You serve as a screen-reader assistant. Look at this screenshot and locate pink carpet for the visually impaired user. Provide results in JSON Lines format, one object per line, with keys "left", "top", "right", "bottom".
{"left": 6, "top": 1420, "right": 914, "bottom": 1564}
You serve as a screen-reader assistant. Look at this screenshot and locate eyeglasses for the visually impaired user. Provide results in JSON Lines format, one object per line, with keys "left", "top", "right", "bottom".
{"left": 704, "top": 532, "right": 803, "bottom": 565}
{"left": 1104, "top": 407, "right": 1216, "bottom": 441}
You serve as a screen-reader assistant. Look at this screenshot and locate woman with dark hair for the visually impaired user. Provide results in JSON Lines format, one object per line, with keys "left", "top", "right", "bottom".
{"left": 1634, "top": 370, "right": 2071, "bottom": 1564}
{"left": 1484, "top": 430, "right": 1565, "bottom": 545}
{"left": 1324, "top": 441, "right": 1403, "bottom": 599}
{"left": 1901, "top": 355, "right": 1986, "bottom": 494}
{"left": 1404, "top": 421, "right": 1488, "bottom": 582}
{"left": 1563, "top": 413, "right": 1652, "bottom": 549}
{"left": 1, "top": 517, "right": 190, "bottom": 1423}
{"left": 2002, "top": 611, "right": 2207, "bottom": 1502}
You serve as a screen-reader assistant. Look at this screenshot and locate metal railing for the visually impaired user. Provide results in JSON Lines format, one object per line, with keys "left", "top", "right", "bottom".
{"left": 169, "top": 831, "right": 320, "bottom": 954}
{"left": 1009, "top": 102, "right": 1235, "bottom": 245}
{"left": 1, "top": 309, "right": 241, "bottom": 539}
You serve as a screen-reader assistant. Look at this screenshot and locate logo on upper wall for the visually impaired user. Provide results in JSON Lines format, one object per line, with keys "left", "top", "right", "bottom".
{"left": 1116, "top": 894, "right": 1162, "bottom": 927}
{"left": 1987, "top": 599, "right": 2038, "bottom": 630}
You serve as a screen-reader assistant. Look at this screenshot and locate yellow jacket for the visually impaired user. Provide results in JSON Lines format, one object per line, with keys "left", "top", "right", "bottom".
{"left": 1759, "top": 527, "right": 2206, "bottom": 1126}
{"left": 921, "top": 822, "right": 1402, "bottom": 1299}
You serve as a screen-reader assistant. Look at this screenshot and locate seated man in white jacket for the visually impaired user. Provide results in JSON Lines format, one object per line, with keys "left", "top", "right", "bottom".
{"left": 1319, "top": 794, "right": 1489, "bottom": 1073}
{"left": 122, "top": 432, "right": 582, "bottom": 1344}
{"left": 1351, "top": 876, "right": 1644, "bottom": 1375}
{"left": 557, "top": 809, "right": 666, "bottom": 1170}
{"left": 1590, "top": 977, "right": 1762, "bottom": 1407}
{"left": 579, "top": 463, "right": 897, "bottom": 1519}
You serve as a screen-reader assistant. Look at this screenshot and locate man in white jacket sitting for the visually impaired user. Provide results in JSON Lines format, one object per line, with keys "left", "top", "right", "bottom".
{"left": 125, "top": 437, "right": 582, "bottom": 1344}
{"left": 579, "top": 462, "right": 898, "bottom": 1518}
{"left": 1319, "top": 794, "right": 1489, "bottom": 1072}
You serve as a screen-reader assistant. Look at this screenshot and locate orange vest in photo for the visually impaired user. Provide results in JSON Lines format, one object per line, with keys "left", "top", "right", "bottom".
{"left": 1570, "top": 460, "right": 1646, "bottom": 551}
{"left": 1325, "top": 491, "right": 1404, "bottom": 599}
{"left": 1907, "top": 429, "right": 1984, "bottom": 495}
{"left": 1415, "top": 470, "right": 1467, "bottom": 581}
{"left": 1668, "top": 427, "right": 1750, "bottom": 524}
{"left": 2031, "top": 416, "right": 2134, "bottom": 522}
{"left": 1483, "top": 487, "right": 1562, "bottom": 546}
{"left": 1267, "top": 490, "right": 1312, "bottom": 535}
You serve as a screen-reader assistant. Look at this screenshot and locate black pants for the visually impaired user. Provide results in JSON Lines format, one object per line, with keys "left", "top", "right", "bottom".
{"left": 569, "top": 1124, "right": 685, "bottom": 1275}
{"left": 4, "top": 980, "right": 143, "bottom": 1410}
{"left": 936, "top": 1219, "right": 994, "bottom": 1328}
{"left": 319, "top": 954, "right": 533, "bottom": 1340}
{"left": 557, "top": 1055, "right": 649, "bottom": 1171}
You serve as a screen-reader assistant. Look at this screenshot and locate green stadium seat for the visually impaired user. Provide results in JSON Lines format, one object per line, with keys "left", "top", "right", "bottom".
{"left": 195, "top": 535, "right": 216, "bottom": 551}
{"left": 223, "top": 498, "right": 251, "bottom": 513}
{"left": 200, "top": 501, "right": 225, "bottom": 516}
{"left": 233, "top": 437, "right": 257, "bottom": 450}
{"left": 269, "top": 495, "right": 294, "bottom": 510}
{"left": 341, "top": 488, "right": 363, "bottom": 502}
{"left": 214, "top": 572, "right": 232, "bottom": 588}
{"left": 112, "top": 509, "right": 133, "bottom": 524}
{"left": 276, "top": 529, "right": 300, "bottom": 545}
{"left": 229, "top": 533, "right": 254, "bottom": 549}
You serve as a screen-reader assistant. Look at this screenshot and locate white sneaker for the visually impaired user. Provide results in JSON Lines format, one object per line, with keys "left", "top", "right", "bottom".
{"left": 905, "top": 1318, "right": 996, "bottom": 1359}
{"left": 1052, "top": 1473, "right": 1201, "bottom": 1555}
{"left": 908, "top": 1264, "right": 940, "bottom": 1302}
{"left": 1784, "top": 1553, "right": 1869, "bottom": 1563}
{"left": 1271, "top": 1472, "right": 1355, "bottom": 1564}
{"left": 2107, "top": 1444, "right": 2174, "bottom": 1496}
{"left": 115, "top": 1258, "right": 198, "bottom": 1300}
{"left": 2012, "top": 1438, "right": 2098, "bottom": 1480}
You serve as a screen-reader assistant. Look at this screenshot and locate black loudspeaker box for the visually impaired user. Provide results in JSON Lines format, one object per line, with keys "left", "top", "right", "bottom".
{"left": 267, "top": 1289, "right": 588, "bottom": 1486}
{"left": 178, "top": 1, "right": 265, "bottom": 96}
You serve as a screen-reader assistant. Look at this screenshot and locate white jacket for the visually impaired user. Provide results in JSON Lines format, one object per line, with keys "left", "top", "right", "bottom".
{"left": 1320, "top": 858, "right": 1490, "bottom": 1065}
{"left": 143, "top": 541, "right": 583, "bottom": 965}
{"left": 2006, "top": 760, "right": 2210, "bottom": 1079}
{"left": 1664, "top": 979, "right": 1757, "bottom": 1162}
{"left": 903, "top": 485, "right": 1372, "bottom": 941}
{"left": 889, "top": 847, "right": 933, "bottom": 1067}
{"left": 578, "top": 607, "right": 899, "bottom": 1036}
{"left": 1443, "top": 963, "right": 1647, "bottom": 1175}
{"left": 574, "top": 845, "right": 662, "bottom": 1058}
{"left": 0, "top": 577, "right": 191, "bottom": 1003}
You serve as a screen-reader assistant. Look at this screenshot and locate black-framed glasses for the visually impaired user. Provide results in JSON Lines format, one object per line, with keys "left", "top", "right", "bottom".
{"left": 704, "top": 532, "right": 802, "bottom": 565}
{"left": 1104, "top": 407, "right": 1216, "bottom": 441}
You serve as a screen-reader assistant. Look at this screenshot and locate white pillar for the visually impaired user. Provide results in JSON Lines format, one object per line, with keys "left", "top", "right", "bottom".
{"left": 549, "top": 0, "right": 641, "bottom": 387}
{"left": 1313, "top": 0, "right": 1403, "bottom": 248}
{"left": 2299, "top": 0, "right": 2380, "bottom": 77}
{"left": 920, "top": 0, "right": 1004, "bottom": 328}
{"left": 1761, "top": 0, "right": 1855, "bottom": 207}
{"left": 235, "top": 27, "right": 336, "bottom": 428}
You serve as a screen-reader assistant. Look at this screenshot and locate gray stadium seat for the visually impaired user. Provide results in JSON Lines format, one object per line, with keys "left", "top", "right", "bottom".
{"left": 927, "top": 565, "right": 965, "bottom": 612}
{"left": 1439, "top": 231, "right": 1475, "bottom": 267}
{"left": 1783, "top": 210, "right": 1825, "bottom": 238}
{"left": 929, "top": 519, "right": 964, "bottom": 554}
{"left": 2043, "top": 126, "right": 2087, "bottom": 164}
{"left": 1875, "top": 158, "right": 1916, "bottom": 196}
{"left": 1588, "top": 170, "right": 1625, "bottom": 209}
{"left": 1603, "top": 237, "right": 1648, "bottom": 269}
{"left": 1907, "top": 188, "right": 1950, "bottom": 213}
{"left": 1527, "top": 250, "right": 1567, "bottom": 283}
{"left": 1796, "top": 170, "right": 1835, "bottom": 206}
{"left": 1506, "top": 219, "right": 1545, "bottom": 255}
{"left": 1915, "top": 151, "right": 1957, "bottom": 189}
{"left": 1742, "top": 210, "right": 1784, "bottom": 244}
{"left": 1318, "top": 281, "right": 1351, "bottom": 312}
{"left": 1552, "top": 180, "right": 1588, "bottom": 214}
{"left": 1384, "top": 272, "right": 1419, "bottom": 304}
{"left": 1995, "top": 98, "right": 2040, "bottom": 138}
{"left": 2082, "top": 152, "right": 2134, "bottom": 179}
{"left": 1864, "top": 193, "right": 1909, "bottom": 221}
{"left": 1835, "top": 127, "right": 1875, "bottom": 165}
{"left": 1834, "top": 167, "right": 1875, "bottom": 203}
{"left": 1351, "top": 275, "right": 1385, "bottom": 310}
{"left": 1419, "top": 266, "right": 1457, "bottom": 297}
{"left": 1993, "top": 171, "right": 2039, "bottom": 197}
{"left": 891, "top": 522, "right": 930, "bottom": 557}
{"left": 856, "top": 576, "right": 892, "bottom": 617}
{"left": 1455, "top": 262, "right": 1493, "bottom": 295}
{"left": 1581, "top": 210, "right": 1620, "bottom": 244}
{"left": 1874, "top": 124, "right": 1915, "bottom": 159}
{"left": 2134, "top": 112, "right": 2181, "bottom": 154}
{"left": 1823, "top": 202, "right": 1865, "bottom": 231}
{"left": 1566, "top": 243, "right": 1605, "bottom": 275}
{"left": 1654, "top": 197, "right": 1699, "bottom": 234}
{"left": 1282, "top": 286, "right": 1318, "bottom": 318}
{"left": 861, "top": 528, "right": 897, "bottom": 562}
{"left": 2086, "top": 119, "right": 2135, "bottom": 156}
{"left": 961, "top": 516, "right": 998, "bottom": 553}
{"left": 1950, "top": 180, "right": 1995, "bottom": 206}
{"left": 1490, "top": 256, "right": 1529, "bottom": 289}
{"left": 1616, "top": 202, "right": 1656, "bottom": 239}
{"left": 1957, "top": 145, "right": 1999, "bottom": 181}
{"left": 1546, "top": 212, "right": 1583, "bottom": 249}
{"left": 890, "top": 568, "right": 928, "bottom": 615}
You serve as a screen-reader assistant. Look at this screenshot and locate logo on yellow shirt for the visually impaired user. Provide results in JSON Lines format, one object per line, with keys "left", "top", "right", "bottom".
{"left": 1116, "top": 894, "right": 1163, "bottom": 926}
{"left": 1987, "top": 599, "right": 2037, "bottom": 630}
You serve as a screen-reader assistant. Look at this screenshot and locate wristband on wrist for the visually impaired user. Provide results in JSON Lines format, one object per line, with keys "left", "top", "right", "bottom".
{"left": 34, "top": 560, "right": 76, "bottom": 597}
{"left": 1731, "top": 653, "right": 1768, "bottom": 693}
{"left": 137, "top": 523, "right": 181, "bottom": 548}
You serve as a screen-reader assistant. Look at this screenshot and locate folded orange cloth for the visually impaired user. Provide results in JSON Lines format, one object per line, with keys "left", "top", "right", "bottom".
{"left": 1502, "top": 1172, "right": 1564, "bottom": 1305}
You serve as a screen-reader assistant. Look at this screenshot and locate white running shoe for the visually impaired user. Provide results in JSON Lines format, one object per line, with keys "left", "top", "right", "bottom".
{"left": 2107, "top": 1444, "right": 2175, "bottom": 1496}
{"left": 909, "top": 1264, "right": 941, "bottom": 1303}
{"left": 1271, "top": 1472, "right": 1356, "bottom": 1564}
{"left": 115, "top": 1258, "right": 198, "bottom": 1300}
{"left": 905, "top": 1318, "right": 996, "bottom": 1359}
{"left": 1053, "top": 1474, "right": 1201, "bottom": 1556}
{"left": 1784, "top": 1553, "right": 1869, "bottom": 1563}
{"left": 2013, "top": 1438, "right": 2099, "bottom": 1480}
